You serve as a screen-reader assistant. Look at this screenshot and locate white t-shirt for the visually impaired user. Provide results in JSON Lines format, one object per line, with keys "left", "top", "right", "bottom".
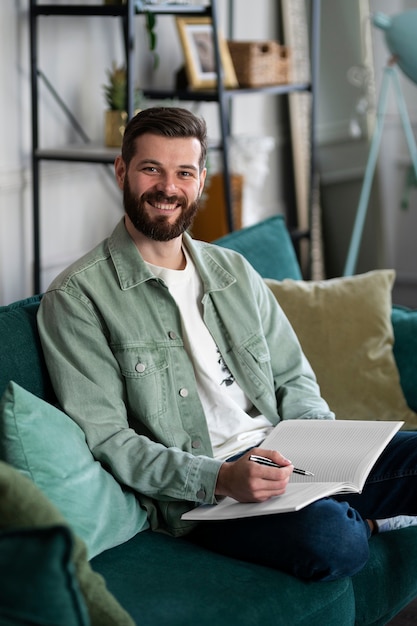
{"left": 147, "top": 249, "right": 272, "bottom": 460}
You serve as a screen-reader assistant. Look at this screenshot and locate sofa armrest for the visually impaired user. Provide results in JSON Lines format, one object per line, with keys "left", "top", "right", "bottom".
{"left": 392, "top": 305, "right": 417, "bottom": 413}
{"left": 0, "top": 295, "right": 55, "bottom": 403}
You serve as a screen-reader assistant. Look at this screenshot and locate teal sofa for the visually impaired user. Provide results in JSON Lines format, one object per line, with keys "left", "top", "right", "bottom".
{"left": 1, "top": 215, "right": 417, "bottom": 626}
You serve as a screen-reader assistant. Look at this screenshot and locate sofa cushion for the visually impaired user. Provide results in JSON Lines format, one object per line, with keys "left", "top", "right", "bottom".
{"left": 0, "top": 460, "right": 134, "bottom": 626}
{"left": 0, "top": 381, "right": 149, "bottom": 559}
{"left": 0, "top": 525, "right": 90, "bottom": 626}
{"left": 391, "top": 305, "right": 417, "bottom": 413}
{"left": 214, "top": 215, "right": 303, "bottom": 281}
{"left": 352, "top": 527, "right": 417, "bottom": 625}
{"left": 265, "top": 270, "right": 417, "bottom": 427}
{"left": 91, "top": 529, "right": 354, "bottom": 626}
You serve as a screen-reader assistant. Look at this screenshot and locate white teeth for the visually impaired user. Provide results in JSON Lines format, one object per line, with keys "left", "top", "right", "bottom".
{"left": 154, "top": 202, "right": 176, "bottom": 211}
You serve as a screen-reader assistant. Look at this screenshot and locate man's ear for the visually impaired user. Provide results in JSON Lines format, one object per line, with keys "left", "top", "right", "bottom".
{"left": 114, "top": 155, "right": 126, "bottom": 190}
{"left": 199, "top": 167, "right": 207, "bottom": 197}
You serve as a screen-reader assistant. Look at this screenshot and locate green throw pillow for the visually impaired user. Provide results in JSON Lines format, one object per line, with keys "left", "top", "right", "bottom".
{"left": 0, "top": 525, "right": 90, "bottom": 626}
{"left": 0, "top": 381, "right": 149, "bottom": 559}
{"left": 265, "top": 270, "right": 417, "bottom": 428}
{"left": 214, "top": 215, "right": 303, "bottom": 281}
{"left": 0, "top": 460, "right": 135, "bottom": 626}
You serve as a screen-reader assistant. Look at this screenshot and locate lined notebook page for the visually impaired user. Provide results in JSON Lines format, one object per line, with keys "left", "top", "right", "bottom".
{"left": 262, "top": 419, "right": 402, "bottom": 490}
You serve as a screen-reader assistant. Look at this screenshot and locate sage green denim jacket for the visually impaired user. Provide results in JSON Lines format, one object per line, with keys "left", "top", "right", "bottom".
{"left": 38, "top": 218, "right": 333, "bottom": 536}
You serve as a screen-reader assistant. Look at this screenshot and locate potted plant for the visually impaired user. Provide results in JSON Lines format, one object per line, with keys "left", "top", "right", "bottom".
{"left": 103, "top": 63, "right": 143, "bottom": 147}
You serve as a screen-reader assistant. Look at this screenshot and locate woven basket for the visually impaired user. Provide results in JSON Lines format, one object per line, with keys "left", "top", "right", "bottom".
{"left": 227, "top": 40, "right": 290, "bottom": 87}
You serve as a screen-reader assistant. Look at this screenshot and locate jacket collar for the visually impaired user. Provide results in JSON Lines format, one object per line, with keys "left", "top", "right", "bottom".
{"left": 108, "top": 218, "right": 236, "bottom": 293}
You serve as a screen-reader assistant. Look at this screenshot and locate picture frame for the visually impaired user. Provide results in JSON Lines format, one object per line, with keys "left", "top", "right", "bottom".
{"left": 176, "top": 17, "right": 238, "bottom": 90}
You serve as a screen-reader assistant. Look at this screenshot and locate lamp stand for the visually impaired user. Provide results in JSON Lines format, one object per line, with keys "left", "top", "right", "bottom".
{"left": 343, "top": 63, "right": 417, "bottom": 276}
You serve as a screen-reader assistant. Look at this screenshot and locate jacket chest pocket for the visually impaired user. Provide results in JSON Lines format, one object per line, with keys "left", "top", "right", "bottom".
{"left": 237, "top": 334, "right": 273, "bottom": 394}
{"left": 114, "top": 345, "right": 169, "bottom": 419}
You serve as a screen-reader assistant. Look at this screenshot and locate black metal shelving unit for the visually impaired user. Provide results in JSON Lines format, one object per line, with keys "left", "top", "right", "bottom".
{"left": 29, "top": 0, "right": 320, "bottom": 293}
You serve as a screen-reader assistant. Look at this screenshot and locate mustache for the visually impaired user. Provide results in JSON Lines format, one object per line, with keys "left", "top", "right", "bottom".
{"left": 141, "top": 190, "right": 187, "bottom": 208}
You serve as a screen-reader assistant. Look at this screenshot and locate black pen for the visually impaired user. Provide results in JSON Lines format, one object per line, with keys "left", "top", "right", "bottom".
{"left": 249, "top": 454, "right": 314, "bottom": 477}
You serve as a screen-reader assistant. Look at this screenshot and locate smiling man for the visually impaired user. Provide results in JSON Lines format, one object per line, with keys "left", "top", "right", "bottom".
{"left": 118, "top": 127, "right": 206, "bottom": 255}
{"left": 38, "top": 107, "right": 417, "bottom": 582}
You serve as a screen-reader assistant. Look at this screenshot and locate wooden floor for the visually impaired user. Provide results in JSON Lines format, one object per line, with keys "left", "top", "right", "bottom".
{"left": 386, "top": 597, "right": 417, "bottom": 625}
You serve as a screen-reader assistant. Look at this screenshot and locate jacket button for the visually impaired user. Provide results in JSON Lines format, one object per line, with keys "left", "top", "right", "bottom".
{"left": 196, "top": 489, "right": 206, "bottom": 500}
{"left": 179, "top": 388, "right": 189, "bottom": 398}
{"left": 192, "top": 440, "right": 201, "bottom": 449}
{"left": 168, "top": 331, "right": 177, "bottom": 339}
{"left": 135, "top": 362, "right": 146, "bottom": 373}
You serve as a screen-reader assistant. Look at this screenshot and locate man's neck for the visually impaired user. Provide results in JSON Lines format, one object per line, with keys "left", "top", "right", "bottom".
{"left": 125, "top": 216, "right": 186, "bottom": 270}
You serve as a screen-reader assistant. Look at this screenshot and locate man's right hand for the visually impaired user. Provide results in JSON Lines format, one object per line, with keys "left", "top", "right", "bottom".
{"left": 215, "top": 448, "right": 293, "bottom": 503}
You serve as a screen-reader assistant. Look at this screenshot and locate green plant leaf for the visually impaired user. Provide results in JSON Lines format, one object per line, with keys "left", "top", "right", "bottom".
{"left": 145, "top": 11, "right": 159, "bottom": 69}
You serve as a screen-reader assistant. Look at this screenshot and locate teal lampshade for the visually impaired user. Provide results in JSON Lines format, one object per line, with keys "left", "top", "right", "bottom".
{"left": 373, "top": 10, "right": 417, "bottom": 85}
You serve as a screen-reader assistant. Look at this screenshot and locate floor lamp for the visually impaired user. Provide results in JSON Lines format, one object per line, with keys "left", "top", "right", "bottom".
{"left": 343, "top": 10, "right": 417, "bottom": 277}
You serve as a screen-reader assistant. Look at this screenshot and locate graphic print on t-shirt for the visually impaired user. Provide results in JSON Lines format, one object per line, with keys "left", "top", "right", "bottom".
{"left": 217, "top": 348, "right": 235, "bottom": 387}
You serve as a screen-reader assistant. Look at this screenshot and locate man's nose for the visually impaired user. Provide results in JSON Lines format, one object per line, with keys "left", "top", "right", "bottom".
{"left": 156, "top": 173, "right": 178, "bottom": 194}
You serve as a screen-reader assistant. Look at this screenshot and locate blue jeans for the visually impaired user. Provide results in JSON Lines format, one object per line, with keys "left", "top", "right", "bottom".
{"left": 187, "top": 432, "right": 417, "bottom": 581}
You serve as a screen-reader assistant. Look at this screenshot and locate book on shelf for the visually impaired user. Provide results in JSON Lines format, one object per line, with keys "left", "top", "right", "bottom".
{"left": 181, "top": 419, "right": 402, "bottom": 521}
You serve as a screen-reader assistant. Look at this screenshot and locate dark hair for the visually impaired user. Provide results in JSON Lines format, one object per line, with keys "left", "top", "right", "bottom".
{"left": 121, "top": 106, "right": 207, "bottom": 172}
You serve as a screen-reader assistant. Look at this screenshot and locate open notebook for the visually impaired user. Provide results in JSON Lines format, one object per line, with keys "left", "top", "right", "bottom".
{"left": 182, "top": 419, "right": 402, "bottom": 521}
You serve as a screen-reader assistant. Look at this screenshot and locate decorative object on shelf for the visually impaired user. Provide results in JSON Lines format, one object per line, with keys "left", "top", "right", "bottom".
{"left": 175, "top": 17, "right": 238, "bottom": 89}
{"left": 104, "top": 1, "right": 159, "bottom": 69}
{"left": 144, "top": 10, "right": 159, "bottom": 70}
{"left": 347, "top": 64, "right": 374, "bottom": 140}
{"left": 191, "top": 173, "right": 243, "bottom": 242}
{"left": 105, "top": 110, "right": 128, "bottom": 148}
{"left": 344, "top": 9, "right": 417, "bottom": 276}
{"left": 102, "top": 63, "right": 142, "bottom": 147}
{"left": 229, "top": 135, "right": 275, "bottom": 227}
{"left": 227, "top": 41, "right": 290, "bottom": 88}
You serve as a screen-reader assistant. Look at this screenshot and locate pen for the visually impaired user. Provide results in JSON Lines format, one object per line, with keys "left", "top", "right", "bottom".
{"left": 249, "top": 454, "right": 315, "bottom": 477}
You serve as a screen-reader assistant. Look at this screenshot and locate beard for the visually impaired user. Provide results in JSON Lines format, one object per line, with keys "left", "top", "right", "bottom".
{"left": 123, "top": 179, "right": 200, "bottom": 242}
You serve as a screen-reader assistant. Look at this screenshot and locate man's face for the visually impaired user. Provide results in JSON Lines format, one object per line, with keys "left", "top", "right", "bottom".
{"left": 116, "top": 133, "right": 206, "bottom": 241}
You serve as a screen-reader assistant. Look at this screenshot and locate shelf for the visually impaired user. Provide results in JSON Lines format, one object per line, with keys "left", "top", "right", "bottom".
{"left": 30, "top": 0, "right": 319, "bottom": 293}
{"left": 35, "top": 138, "right": 223, "bottom": 163}
{"left": 143, "top": 82, "right": 312, "bottom": 102}
{"left": 36, "top": 144, "right": 120, "bottom": 164}
{"left": 32, "top": 3, "right": 211, "bottom": 17}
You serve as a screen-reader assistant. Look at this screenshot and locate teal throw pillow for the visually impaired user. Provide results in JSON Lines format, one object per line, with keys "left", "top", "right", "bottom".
{"left": 0, "top": 525, "right": 90, "bottom": 626}
{"left": 392, "top": 305, "right": 417, "bottom": 413}
{"left": 214, "top": 215, "right": 303, "bottom": 281}
{"left": 0, "top": 381, "right": 149, "bottom": 559}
